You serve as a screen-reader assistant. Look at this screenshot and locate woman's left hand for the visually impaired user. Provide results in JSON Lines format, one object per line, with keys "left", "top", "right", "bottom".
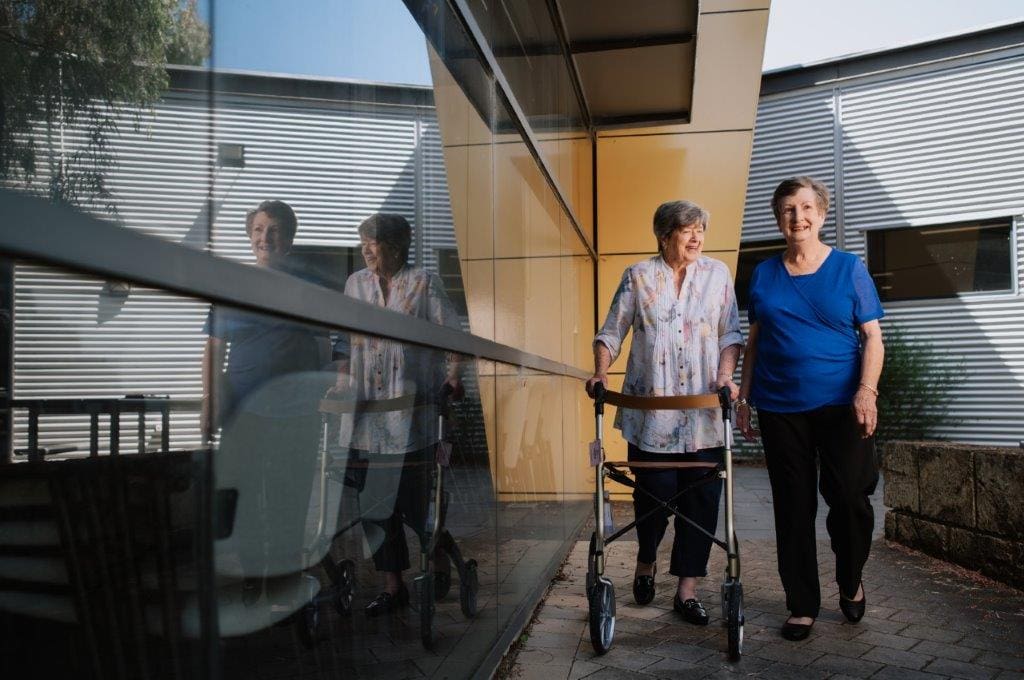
{"left": 853, "top": 387, "right": 878, "bottom": 438}
{"left": 713, "top": 376, "right": 739, "bottom": 401}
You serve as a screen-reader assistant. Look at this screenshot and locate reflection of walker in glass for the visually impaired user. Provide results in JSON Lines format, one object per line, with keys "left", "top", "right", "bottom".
{"left": 331, "top": 214, "right": 471, "bottom": 627}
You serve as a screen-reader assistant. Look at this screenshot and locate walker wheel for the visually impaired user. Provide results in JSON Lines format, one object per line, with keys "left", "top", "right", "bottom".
{"left": 588, "top": 578, "right": 616, "bottom": 655}
{"left": 460, "top": 559, "right": 479, "bottom": 618}
{"left": 333, "top": 559, "right": 356, "bottom": 615}
{"left": 722, "top": 580, "right": 744, "bottom": 662}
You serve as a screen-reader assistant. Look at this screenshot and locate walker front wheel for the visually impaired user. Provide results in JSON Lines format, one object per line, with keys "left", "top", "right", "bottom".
{"left": 588, "top": 578, "right": 616, "bottom": 655}
{"left": 722, "top": 580, "right": 744, "bottom": 662}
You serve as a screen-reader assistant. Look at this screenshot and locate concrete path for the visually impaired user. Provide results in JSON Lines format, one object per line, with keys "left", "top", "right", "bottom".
{"left": 507, "top": 467, "right": 1024, "bottom": 680}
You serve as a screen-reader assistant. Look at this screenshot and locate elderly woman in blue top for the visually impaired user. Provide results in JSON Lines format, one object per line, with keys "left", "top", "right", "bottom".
{"left": 737, "top": 176, "right": 884, "bottom": 642}
{"left": 586, "top": 200, "right": 743, "bottom": 626}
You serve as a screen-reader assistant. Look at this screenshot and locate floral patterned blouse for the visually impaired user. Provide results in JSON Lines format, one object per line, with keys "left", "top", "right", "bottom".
{"left": 594, "top": 255, "right": 743, "bottom": 453}
{"left": 340, "top": 266, "right": 460, "bottom": 455}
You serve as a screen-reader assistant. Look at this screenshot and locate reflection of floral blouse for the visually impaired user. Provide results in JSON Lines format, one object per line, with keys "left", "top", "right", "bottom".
{"left": 594, "top": 256, "right": 743, "bottom": 453}
{"left": 342, "top": 266, "right": 460, "bottom": 454}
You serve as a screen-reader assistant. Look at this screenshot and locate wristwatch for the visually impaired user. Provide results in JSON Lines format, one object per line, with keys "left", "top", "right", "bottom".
{"left": 735, "top": 398, "right": 749, "bottom": 408}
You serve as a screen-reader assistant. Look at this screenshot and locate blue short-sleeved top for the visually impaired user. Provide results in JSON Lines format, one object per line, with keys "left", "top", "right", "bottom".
{"left": 747, "top": 249, "right": 884, "bottom": 413}
{"left": 204, "top": 258, "right": 326, "bottom": 420}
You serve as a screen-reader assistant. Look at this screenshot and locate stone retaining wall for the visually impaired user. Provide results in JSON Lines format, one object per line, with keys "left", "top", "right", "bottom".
{"left": 881, "top": 440, "right": 1024, "bottom": 590}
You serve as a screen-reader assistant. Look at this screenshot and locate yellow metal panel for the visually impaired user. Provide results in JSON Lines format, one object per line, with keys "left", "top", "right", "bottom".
{"left": 494, "top": 257, "right": 563, "bottom": 362}
{"left": 561, "top": 255, "right": 595, "bottom": 371}
{"left": 464, "top": 259, "right": 495, "bottom": 340}
{"left": 494, "top": 373, "right": 564, "bottom": 496}
{"left": 494, "top": 142, "right": 562, "bottom": 260}
{"left": 597, "top": 130, "right": 753, "bottom": 254}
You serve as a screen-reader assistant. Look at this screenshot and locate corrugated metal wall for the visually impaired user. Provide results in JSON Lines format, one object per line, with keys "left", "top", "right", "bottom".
{"left": 13, "top": 83, "right": 462, "bottom": 455}
{"left": 741, "top": 51, "right": 1024, "bottom": 447}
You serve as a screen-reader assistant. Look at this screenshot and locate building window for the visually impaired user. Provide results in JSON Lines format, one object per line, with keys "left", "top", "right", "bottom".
{"left": 866, "top": 219, "right": 1013, "bottom": 302}
{"left": 436, "top": 248, "right": 468, "bottom": 315}
{"left": 735, "top": 239, "right": 787, "bottom": 309}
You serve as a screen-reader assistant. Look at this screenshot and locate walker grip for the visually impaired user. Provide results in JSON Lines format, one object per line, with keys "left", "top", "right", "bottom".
{"left": 718, "top": 386, "right": 732, "bottom": 420}
{"left": 592, "top": 381, "right": 606, "bottom": 416}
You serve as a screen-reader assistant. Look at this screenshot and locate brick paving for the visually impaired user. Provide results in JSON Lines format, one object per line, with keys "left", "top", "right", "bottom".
{"left": 508, "top": 467, "right": 1024, "bottom": 680}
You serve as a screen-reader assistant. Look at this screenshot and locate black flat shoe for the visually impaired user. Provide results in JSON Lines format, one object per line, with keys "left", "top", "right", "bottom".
{"left": 673, "top": 595, "right": 709, "bottom": 625}
{"left": 839, "top": 582, "right": 866, "bottom": 623}
{"left": 632, "top": 575, "right": 655, "bottom": 605}
{"left": 781, "top": 619, "right": 814, "bottom": 641}
{"left": 364, "top": 584, "right": 409, "bottom": 617}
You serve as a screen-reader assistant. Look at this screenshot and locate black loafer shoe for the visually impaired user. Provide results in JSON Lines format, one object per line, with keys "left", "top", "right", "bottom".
{"left": 364, "top": 584, "right": 409, "bottom": 618}
{"left": 632, "top": 575, "right": 655, "bottom": 605}
{"left": 839, "top": 583, "right": 866, "bottom": 623}
{"left": 673, "top": 595, "right": 709, "bottom": 625}
{"left": 781, "top": 619, "right": 814, "bottom": 641}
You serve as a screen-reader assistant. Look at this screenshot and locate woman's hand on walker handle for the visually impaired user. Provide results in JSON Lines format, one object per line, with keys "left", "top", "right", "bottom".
{"left": 586, "top": 374, "right": 608, "bottom": 398}
{"left": 713, "top": 375, "right": 739, "bottom": 402}
{"left": 853, "top": 386, "right": 878, "bottom": 438}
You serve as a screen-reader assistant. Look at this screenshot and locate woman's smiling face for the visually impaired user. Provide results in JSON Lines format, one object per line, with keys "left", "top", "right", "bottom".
{"left": 248, "top": 211, "right": 290, "bottom": 266}
{"left": 776, "top": 186, "right": 826, "bottom": 246}
{"left": 661, "top": 222, "right": 705, "bottom": 266}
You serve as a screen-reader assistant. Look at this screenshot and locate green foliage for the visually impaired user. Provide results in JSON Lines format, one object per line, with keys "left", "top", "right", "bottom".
{"left": 0, "top": 0, "right": 210, "bottom": 210}
{"left": 876, "top": 325, "right": 964, "bottom": 443}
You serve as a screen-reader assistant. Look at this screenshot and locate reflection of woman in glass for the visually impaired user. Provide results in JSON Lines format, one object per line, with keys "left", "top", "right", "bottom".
{"left": 586, "top": 200, "right": 742, "bottom": 626}
{"left": 202, "top": 200, "right": 327, "bottom": 604}
{"left": 335, "top": 213, "right": 462, "bottom": 616}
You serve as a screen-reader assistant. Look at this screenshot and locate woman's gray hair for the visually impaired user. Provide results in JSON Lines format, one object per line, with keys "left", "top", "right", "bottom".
{"left": 358, "top": 213, "right": 413, "bottom": 265}
{"left": 652, "top": 200, "right": 709, "bottom": 253}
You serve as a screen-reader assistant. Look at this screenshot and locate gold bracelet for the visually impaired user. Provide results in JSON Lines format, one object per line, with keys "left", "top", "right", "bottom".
{"left": 858, "top": 382, "right": 879, "bottom": 397}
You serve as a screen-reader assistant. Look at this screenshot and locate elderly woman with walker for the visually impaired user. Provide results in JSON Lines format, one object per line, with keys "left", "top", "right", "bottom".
{"left": 586, "top": 200, "right": 743, "bottom": 628}
{"left": 737, "top": 176, "right": 885, "bottom": 641}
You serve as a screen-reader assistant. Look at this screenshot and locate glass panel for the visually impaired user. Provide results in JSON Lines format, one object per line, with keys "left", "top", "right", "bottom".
{"left": 866, "top": 220, "right": 1013, "bottom": 302}
{"left": 0, "top": 0, "right": 597, "bottom": 675}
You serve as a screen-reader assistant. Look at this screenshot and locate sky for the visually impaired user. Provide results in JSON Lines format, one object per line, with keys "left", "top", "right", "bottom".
{"left": 195, "top": 0, "right": 1024, "bottom": 82}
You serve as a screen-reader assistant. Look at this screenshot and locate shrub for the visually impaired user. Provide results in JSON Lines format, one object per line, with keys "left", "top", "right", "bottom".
{"left": 876, "top": 325, "right": 963, "bottom": 444}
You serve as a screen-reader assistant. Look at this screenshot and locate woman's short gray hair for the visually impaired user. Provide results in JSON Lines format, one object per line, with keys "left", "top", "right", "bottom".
{"left": 652, "top": 200, "right": 709, "bottom": 253}
{"left": 358, "top": 213, "right": 413, "bottom": 265}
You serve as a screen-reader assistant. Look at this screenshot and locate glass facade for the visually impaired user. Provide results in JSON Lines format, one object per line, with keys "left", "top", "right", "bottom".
{"left": 0, "top": 1, "right": 597, "bottom": 677}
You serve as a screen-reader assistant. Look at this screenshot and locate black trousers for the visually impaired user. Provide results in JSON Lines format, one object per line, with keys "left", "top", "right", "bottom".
{"left": 359, "top": 447, "right": 434, "bottom": 573}
{"left": 758, "top": 405, "right": 879, "bottom": 618}
{"left": 628, "top": 443, "right": 723, "bottom": 578}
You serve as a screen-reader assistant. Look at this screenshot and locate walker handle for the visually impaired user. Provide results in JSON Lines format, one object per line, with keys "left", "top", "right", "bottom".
{"left": 717, "top": 386, "right": 732, "bottom": 421}
{"left": 593, "top": 381, "right": 606, "bottom": 416}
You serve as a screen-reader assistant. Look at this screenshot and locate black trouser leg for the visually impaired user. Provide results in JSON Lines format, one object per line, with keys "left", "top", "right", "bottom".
{"left": 814, "top": 406, "right": 878, "bottom": 599}
{"left": 364, "top": 448, "right": 433, "bottom": 573}
{"left": 670, "top": 448, "right": 723, "bottom": 578}
{"left": 758, "top": 409, "right": 821, "bottom": 618}
{"left": 629, "top": 445, "right": 672, "bottom": 566}
{"left": 628, "top": 444, "right": 722, "bottom": 577}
